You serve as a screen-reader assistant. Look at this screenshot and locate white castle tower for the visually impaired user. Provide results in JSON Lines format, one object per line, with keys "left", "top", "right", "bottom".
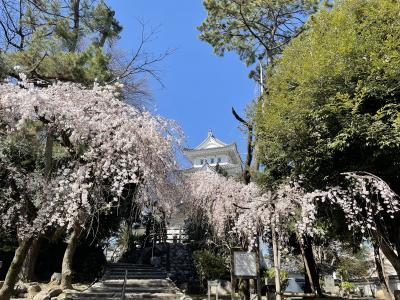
{"left": 166, "top": 131, "right": 243, "bottom": 242}
{"left": 182, "top": 130, "right": 242, "bottom": 176}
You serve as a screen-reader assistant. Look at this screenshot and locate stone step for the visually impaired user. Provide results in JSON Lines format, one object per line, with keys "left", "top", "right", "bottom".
{"left": 88, "top": 286, "right": 175, "bottom": 293}
{"left": 87, "top": 288, "right": 174, "bottom": 294}
{"left": 70, "top": 294, "right": 182, "bottom": 300}
{"left": 69, "top": 292, "right": 121, "bottom": 298}
{"left": 104, "top": 274, "right": 167, "bottom": 280}
{"left": 69, "top": 293, "right": 179, "bottom": 300}
{"left": 99, "top": 282, "right": 172, "bottom": 290}
{"left": 124, "top": 293, "right": 179, "bottom": 299}
{"left": 107, "top": 262, "right": 149, "bottom": 265}
{"left": 106, "top": 266, "right": 159, "bottom": 269}
{"left": 106, "top": 270, "right": 166, "bottom": 274}
{"left": 105, "top": 273, "right": 167, "bottom": 278}
{"left": 106, "top": 274, "right": 167, "bottom": 278}
{"left": 65, "top": 264, "right": 184, "bottom": 300}
{"left": 106, "top": 268, "right": 165, "bottom": 272}
{"left": 104, "top": 272, "right": 166, "bottom": 276}
{"left": 69, "top": 298, "right": 118, "bottom": 300}
{"left": 105, "top": 267, "right": 166, "bottom": 274}
{"left": 101, "top": 279, "right": 171, "bottom": 285}
{"left": 106, "top": 264, "right": 154, "bottom": 269}
{"left": 106, "top": 269, "right": 163, "bottom": 273}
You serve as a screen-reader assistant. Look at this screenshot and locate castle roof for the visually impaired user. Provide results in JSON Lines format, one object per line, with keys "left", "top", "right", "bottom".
{"left": 193, "top": 130, "right": 227, "bottom": 150}
{"left": 183, "top": 130, "right": 243, "bottom": 166}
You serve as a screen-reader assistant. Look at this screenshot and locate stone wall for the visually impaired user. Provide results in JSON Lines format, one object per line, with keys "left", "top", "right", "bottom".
{"left": 165, "top": 243, "right": 197, "bottom": 285}
{"left": 143, "top": 243, "right": 198, "bottom": 291}
{"left": 136, "top": 242, "right": 200, "bottom": 292}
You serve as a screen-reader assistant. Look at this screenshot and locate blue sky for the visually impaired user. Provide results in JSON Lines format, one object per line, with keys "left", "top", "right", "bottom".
{"left": 106, "top": 0, "right": 256, "bottom": 166}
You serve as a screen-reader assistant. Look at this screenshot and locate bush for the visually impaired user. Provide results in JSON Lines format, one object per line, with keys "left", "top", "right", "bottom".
{"left": 341, "top": 281, "right": 355, "bottom": 295}
{"left": 263, "top": 268, "right": 289, "bottom": 291}
{"left": 193, "top": 250, "right": 227, "bottom": 288}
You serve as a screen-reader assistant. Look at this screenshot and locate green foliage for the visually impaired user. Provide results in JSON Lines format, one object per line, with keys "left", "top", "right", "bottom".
{"left": 0, "top": 121, "right": 53, "bottom": 177}
{"left": 0, "top": 1, "right": 125, "bottom": 258}
{"left": 0, "top": 0, "right": 121, "bottom": 85}
{"left": 88, "top": 1, "right": 123, "bottom": 47}
{"left": 336, "top": 245, "right": 371, "bottom": 281}
{"left": 256, "top": 0, "right": 400, "bottom": 191}
{"left": 4, "top": 31, "right": 112, "bottom": 85}
{"left": 340, "top": 281, "right": 355, "bottom": 295}
{"left": 198, "top": 0, "right": 318, "bottom": 78}
{"left": 263, "top": 267, "right": 289, "bottom": 289}
{"left": 193, "top": 249, "right": 227, "bottom": 285}
{"left": 0, "top": 56, "right": 6, "bottom": 79}
{"left": 184, "top": 208, "right": 213, "bottom": 248}
{"left": 255, "top": 0, "right": 400, "bottom": 281}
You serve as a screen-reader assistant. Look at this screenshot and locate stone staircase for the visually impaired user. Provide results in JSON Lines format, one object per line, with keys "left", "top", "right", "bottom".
{"left": 67, "top": 263, "right": 187, "bottom": 299}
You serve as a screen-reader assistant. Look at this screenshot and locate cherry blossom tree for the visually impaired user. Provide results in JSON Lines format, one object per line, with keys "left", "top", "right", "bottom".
{"left": 234, "top": 172, "right": 400, "bottom": 297}
{"left": 186, "top": 171, "right": 260, "bottom": 245}
{"left": 0, "top": 78, "right": 181, "bottom": 299}
{"left": 186, "top": 171, "right": 263, "bottom": 300}
{"left": 187, "top": 166, "right": 400, "bottom": 300}
{"left": 231, "top": 182, "right": 322, "bottom": 298}
{"left": 311, "top": 172, "right": 400, "bottom": 280}
{"left": 186, "top": 171, "right": 319, "bottom": 299}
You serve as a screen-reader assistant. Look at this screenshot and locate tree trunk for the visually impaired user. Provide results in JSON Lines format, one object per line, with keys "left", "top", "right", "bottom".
{"left": 20, "top": 239, "right": 41, "bottom": 282}
{"left": 61, "top": 225, "right": 81, "bottom": 289}
{"left": 0, "top": 238, "right": 33, "bottom": 300}
{"left": 70, "top": 0, "right": 81, "bottom": 52}
{"left": 230, "top": 250, "right": 235, "bottom": 300}
{"left": 302, "top": 236, "right": 322, "bottom": 296}
{"left": 271, "top": 224, "right": 282, "bottom": 300}
{"left": 373, "top": 243, "right": 394, "bottom": 300}
{"left": 21, "top": 131, "right": 54, "bottom": 283}
{"left": 243, "top": 125, "right": 254, "bottom": 185}
{"left": 44, "top": 130, "right": 54, "bottom": 180}
{"left": 231, "top": 107, "right": 254, "bottom": 184}
{"left": 298, "top": 234, "right": 315, "bottom": 294}
{"left": 373, "top": 230, "right": 400, "bottom": 280}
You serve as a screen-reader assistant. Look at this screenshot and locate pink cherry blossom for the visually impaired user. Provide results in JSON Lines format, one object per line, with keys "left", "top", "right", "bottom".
{"left": 185, "top": 172, "right": 316, "bottom": 247}
{"left": 0, "top": 78, "right": 182, "bottom": 238}
{"left": 309, "top": 172, "right": 399, "bottom": 234}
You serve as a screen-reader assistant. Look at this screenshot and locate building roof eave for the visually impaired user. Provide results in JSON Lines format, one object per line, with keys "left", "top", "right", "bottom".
{"left": 183, "top": 143, "right": 243, "bottom": 166}
{"left": 192, "top": 130, "right": 227, "bottom": 150}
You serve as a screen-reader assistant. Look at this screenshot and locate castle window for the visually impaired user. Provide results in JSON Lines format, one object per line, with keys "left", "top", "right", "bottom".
{"left": 211, "top": 158, "right": 215, "bottom": 164}
{"left": 200, "top": 159, "right": 203, "bottom": 165}
{"left": 217, "top": 157, "right": 221, "bottom": 163}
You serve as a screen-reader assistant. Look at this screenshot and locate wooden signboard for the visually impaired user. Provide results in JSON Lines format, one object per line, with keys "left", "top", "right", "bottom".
{"left": 231, "top": 250, "right": 262, "bottom": 300}
{"left": 233, "top": 251, "right": 257, "bottom": 278}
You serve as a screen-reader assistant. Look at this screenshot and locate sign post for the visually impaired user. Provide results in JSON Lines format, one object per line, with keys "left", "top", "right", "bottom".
{"left": 232, "top": 251, "right": 262, "bottom": 300}
{"left": 207, "top": 281, "right": 220, "bottom": 300}
{"left": 233, "top": 251, "right": 257, "bottom": 277}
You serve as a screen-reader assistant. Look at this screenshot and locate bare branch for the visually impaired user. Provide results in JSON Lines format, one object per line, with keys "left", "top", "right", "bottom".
{"left": 108, "top": 20, "right": 173, "bottom": 89}
{"left": 232, "top": 107, "right": 251, "bottom": 128}
{"left": 233, "top": 203, "right": 250, "bottom": 210}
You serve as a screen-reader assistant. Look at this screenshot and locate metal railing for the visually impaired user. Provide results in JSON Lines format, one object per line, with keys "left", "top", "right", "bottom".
{"left": 120, "top": 269, "right": 128, "bottom": 300}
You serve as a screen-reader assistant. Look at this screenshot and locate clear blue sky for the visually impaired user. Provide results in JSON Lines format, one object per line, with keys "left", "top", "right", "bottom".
{"left": 106, "top": 0, "right": 256, "bottom": 166}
